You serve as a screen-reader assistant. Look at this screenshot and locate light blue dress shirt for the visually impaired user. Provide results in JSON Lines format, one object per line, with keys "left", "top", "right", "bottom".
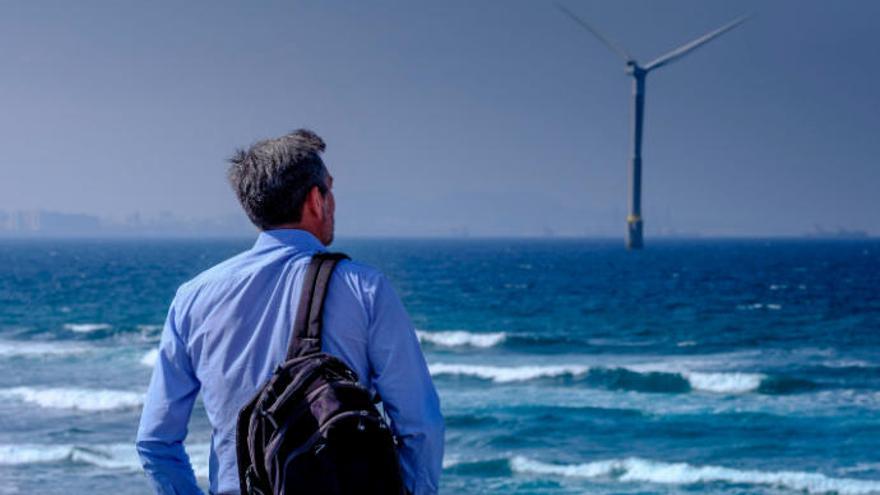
{"left": 137, "top": 229, "right": 444, "bottom": 495}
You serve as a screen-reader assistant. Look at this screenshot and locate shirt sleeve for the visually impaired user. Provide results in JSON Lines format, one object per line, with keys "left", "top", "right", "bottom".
{"left": 136, "top": 294, "right": 204, "bottom": 495}
{"left": 366, "top": 275, "right": 445, "bottom": 495}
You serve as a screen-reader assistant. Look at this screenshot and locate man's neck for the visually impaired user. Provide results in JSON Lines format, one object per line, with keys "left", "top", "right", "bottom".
{"left": 267, "top": 223, "right": 324, "bottom": 245}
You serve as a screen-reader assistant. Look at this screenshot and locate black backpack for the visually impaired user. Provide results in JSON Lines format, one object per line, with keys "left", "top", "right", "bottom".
{"left": 236, "top": 252, "right": 407, "bottom": 495}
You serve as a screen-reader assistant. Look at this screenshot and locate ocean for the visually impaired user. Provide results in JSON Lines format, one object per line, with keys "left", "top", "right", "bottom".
{"left": 0, "top": 238, "right": 878, "bottom": 494}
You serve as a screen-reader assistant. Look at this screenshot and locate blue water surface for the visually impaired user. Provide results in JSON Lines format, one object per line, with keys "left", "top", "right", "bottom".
{"left": 0, "top": 238, "right": 878, "bottom": 494}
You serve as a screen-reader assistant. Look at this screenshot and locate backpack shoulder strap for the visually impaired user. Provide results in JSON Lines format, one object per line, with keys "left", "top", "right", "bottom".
{"left": 287, "top": 251, "right": 350, "bottom": 359}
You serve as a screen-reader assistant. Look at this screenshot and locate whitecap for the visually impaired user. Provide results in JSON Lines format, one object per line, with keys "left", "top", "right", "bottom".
{"left": 840, "top": 463, "right": 880, "bottom": 475}
{"left": 737, "top": 303, "right": 782, "bottom": 311}
{"left": 0, "top": 387, "right": 144, "bottom": 411}
{"left": 682, "top": 371, "right": 765, "bottom": 394}
{"left": 510, "top": 456, "right": 880, "bottom": 495}
{"left": 626, "top": 363, "right": 765, "bottom": 394}
{"left": 822, "top": 359, "right": 878, "bottom": 369}
{"left": 430, "top": 361, "right": 766, "bottom": 393}
{"left": 417, "top": 331, "right": 506, "bottom": 348}
{"left": 0, "top": 340, "right": 89, "bottom": 358}
{"left": 63, "top": 323, "right": 112, "bottom": 333}
{"left": 141, "top": 348, "right": 159, "bottom": 367}
{"left": 70, "top": 444, "right": 143, "bottom": 471}
{"left": 429, "top": 363, "right": 589, "bottom": 383}
{"left": 137, "top": 324, "right": 163, "bottom": 342}
{"left": 738, "top": 303, "right": 762, "bottom": 310}
{"left": 0, "top": 444, "right": 72, "bottom": 465}
{"left": 0, "top": 443, "right": 210, "bottom": 479}
{"left": 821, "top": 390, "right": 880, "bottom": 409}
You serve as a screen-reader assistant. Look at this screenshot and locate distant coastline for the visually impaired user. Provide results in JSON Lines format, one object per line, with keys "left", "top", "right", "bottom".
{"left": 0, "top": 209, "right": 874, "bottom": 240}
{"left": 0, "top": 209, "right": 255, "bottom": 238}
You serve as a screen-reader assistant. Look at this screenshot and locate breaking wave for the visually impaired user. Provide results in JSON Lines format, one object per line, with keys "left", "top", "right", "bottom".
{"left": 429, "top": 362, "right": 775, "bottom": 394}
{"left": 141, "top": 348, "right": 159, "bottom": 367}
{"left": 442, "top": 455, "right": 463, "bottom": 469}
{"left": 0, "top": 444, "right": 72, "bottom": 465}
{"left": 681, "top": 371, "right": 765, "bottom": 394}
{"left": 510, "top": 456, "right": 880, "bottom": 495}
{"left": 417, "top": 331, "right": 507, "bottom": 348}
{"left": 63, "top": 323, "right": 112, "bottom": 333}
{"left": 0, "top": 340, "right": 89, "bottom": 358}
{"left": 137, "top": 324, "right": 163, "bottom": 342}
{"left": 429, "top": 363, "right": 590, "bottom": 383}
{"left": 0, "top": 387, "right": 144, "bottom": 411}
{"left": 415, "top": 330, "right": 724, "bottom": 351}
{"left": 0, "top": 443, "right": 210, "bottom": 478}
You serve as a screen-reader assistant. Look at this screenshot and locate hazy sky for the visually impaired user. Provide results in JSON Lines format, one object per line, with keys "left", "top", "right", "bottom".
{"left": 1, "top": 0, "right": 878, "bottom": 237}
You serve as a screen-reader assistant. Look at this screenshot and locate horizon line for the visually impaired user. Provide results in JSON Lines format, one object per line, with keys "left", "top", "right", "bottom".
{"left": 0, "top": 233, "right": 874, "bottom": 242}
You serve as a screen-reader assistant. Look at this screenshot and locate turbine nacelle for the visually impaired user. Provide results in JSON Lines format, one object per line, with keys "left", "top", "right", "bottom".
{"left": 624, "top": 61, "right": 645, "bottom": 77}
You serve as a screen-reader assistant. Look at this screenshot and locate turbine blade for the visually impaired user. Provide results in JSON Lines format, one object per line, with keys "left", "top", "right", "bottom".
{"left": 644, "top": 14, "right": 751, "bottom": 72}
{"left": 555, "top": 3, "right": 633, "bottom": 62}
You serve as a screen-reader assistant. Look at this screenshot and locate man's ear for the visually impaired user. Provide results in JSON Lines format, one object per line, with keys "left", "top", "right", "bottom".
{"left": 304, "top": 185, "right": 325, "bottom": 221}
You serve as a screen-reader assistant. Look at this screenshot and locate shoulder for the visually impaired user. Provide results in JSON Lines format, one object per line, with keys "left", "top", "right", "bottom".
{"left": 329, "top": 258, "right": 392, "bottom": 302}
{"left": 333, "top": 258, "right": 385, "bottom": 285}
{"left": 331, "top": 257, "right": 412, "bottom": 331}
{"left": 172, "top": 248, "right": 260, "bottom": 306}
{"left": 326, "top": 257, "right": 405, "bottom": 322}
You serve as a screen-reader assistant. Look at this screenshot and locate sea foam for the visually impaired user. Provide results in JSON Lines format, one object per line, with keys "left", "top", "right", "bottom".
{"left": 0, "top": 444, "right": 72, "bottom": 465}
{"left": 627, "top": 362, "right": 766, "bottom": 394}
{"left": 417, "top": 331, "right": 507, "bottom": 348}
{"left": 137, "top": 324, "right": 163, "bottom": 342}
{"left": 0, "top": 340, "right": 89, "bottom": 358}
{"left": 0, "top": 443, "right": 210, "bottom": 478}
{"left": 0, "top": 387, "right": 144, "bottom": 411}
{"left": 737, "top": 303, "right": 782, "bottom": 311}
{"left": 430, "top": 362, "right": 767, "bottom": 393}
{"left": 63, "top": 323, "right": 112, "bottom": 333}
{"left": 442, "top": 455, "right": 463, "bottom": 469}
{"left": 681, "top": 371, "right": 765, "bottom": 394}
{"left": 510, "top": 456, "right": 880, "bottom": 495}
{"left": 429, "top": 363, "right": 590, "bottom": 383}
{"left": 141, "top": 348, "right": 159, "bottom": 367}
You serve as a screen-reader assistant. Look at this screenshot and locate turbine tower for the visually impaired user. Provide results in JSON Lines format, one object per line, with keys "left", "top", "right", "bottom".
{"left": 557, "top": 5, "right": 749, "bottom": 249}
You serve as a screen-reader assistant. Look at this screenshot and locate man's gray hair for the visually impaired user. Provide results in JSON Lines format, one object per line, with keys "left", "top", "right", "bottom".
{"left": 227, "top": 129, "right": 328, "bottom": 230}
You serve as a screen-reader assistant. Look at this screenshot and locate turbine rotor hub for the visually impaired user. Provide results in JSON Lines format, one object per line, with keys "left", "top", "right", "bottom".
{"left": 625, "top": 61, "right": 645, "bottom": 77}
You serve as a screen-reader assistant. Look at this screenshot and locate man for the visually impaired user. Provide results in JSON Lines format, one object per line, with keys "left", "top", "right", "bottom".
{"left": 137, "top": 129, "right": 444, "bottom": 495}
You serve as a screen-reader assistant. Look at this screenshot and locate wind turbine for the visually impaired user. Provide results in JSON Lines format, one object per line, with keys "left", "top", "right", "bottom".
{"left": 557, "top": 5, "right": 749, "bottom": 249}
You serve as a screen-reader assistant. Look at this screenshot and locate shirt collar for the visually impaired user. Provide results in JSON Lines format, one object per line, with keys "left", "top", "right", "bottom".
{"left": 252, "top": 229, "right": 327, "bottom": 253}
